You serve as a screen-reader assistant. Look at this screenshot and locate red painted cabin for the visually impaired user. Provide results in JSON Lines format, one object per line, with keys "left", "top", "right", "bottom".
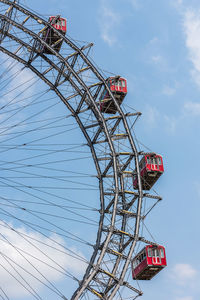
{"left": 132, "top": 245, "right": 167, "bottom": 280}
{"left": 133, "top": 153, "right": 164, "bottom": 190}
{"left": 100, "top": 77, "right": 127, "bottom": 114}
{"left": 42, "top": 16, "right": 67, "bottom": 54}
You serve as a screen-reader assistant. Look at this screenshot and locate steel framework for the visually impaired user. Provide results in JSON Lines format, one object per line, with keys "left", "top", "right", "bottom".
{"left": 0, "top": 1, "right": 162, "bottom": 299}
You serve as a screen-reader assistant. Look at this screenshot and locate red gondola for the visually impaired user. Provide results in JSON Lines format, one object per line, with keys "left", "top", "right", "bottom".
{"left": 41, "top": 16, "right": 67, "bottom": 54}
{"left": 132, "top": 245, "right": 167, "bottom": 280}
{"left": 100, "top": 77, "right": 127, "bottom": 114}
{"left": 133, "top": 153, "right": 164, "bottom": 190}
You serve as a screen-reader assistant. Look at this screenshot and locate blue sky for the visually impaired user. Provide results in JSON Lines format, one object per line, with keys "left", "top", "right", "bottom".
{"left": 2, "top": 0, "right": 200, "bottom": 299}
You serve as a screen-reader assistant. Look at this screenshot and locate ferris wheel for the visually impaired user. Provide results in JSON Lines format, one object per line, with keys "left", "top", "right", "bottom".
{"left": 0, "top": 1, "right": 166, "bottom": 299}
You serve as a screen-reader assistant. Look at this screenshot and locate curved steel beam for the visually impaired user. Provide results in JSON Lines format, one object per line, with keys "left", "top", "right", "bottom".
{"left": 0, "top": 1, "right": 145, "bottom": 299}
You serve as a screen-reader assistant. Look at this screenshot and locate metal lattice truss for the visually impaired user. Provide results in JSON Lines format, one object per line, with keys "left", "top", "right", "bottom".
{"left": 0, "top": 1, "right": 162, "bottom": 299}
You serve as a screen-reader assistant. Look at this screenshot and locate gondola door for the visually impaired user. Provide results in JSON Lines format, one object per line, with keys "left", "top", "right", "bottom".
{"left": 151, "top": 156, "right": 158, "bottom": 172}
{"left": 152, "top": 248, "right": 161, "bottom": 265}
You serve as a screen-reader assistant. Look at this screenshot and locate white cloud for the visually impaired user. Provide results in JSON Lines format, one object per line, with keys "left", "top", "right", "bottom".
{"left": 0, "top": 55, "right": 36, "bottom": 121}
{"left": 164, "top": 115, "right": 177, "bottom": 133}
{"left": 183, "top": 9, "right": 200, "bottom": 87}
{"left": 164, "top": 100, "right": 200, "bottom": 134}
{"left": 170, "top": 263, "right": 197, "bottom": 285}
{"left": 127, "top": 0, "right": 140, "bottom": 10}
{"left": 0, "top": 221, "right": 87, "bottom": 298}
{"left": 0, "top": 55, "right": 40, "bottom": 141}
{"left": 150, "top": 55, "right": 170, "bottom": 71}
{"left": 151, "top": 55, "right": 163, "bottom": 64}
{"left": 162, "top": 85, "right": 177, "bottom": 96}
{"left": 99, "top": 0, "right": 120, "bottom": 46}
{"left": 183, "top": 101, "right": 200, "bottom": 115}
{"left": 175, "top": 297, "right": 193, "bottom": 300}
{"left": 143, "top": 105, "right": 159, "bottom": 128}
{"left": 149, "top": 37, "right": 159, "bottom": 45}
{"left": 2, "top": 55, "right": 36, "bottom": 106}
{"left": 174, "top": 0, "right": 183, "bottom": 7}
{"left": 177, "top": 0, "right": 183, "bottom": 5}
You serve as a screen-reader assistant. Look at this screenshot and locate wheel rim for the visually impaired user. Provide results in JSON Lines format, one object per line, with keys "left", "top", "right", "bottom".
{"left": 0, "top": 1, "right": 163, "bottom": 299}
